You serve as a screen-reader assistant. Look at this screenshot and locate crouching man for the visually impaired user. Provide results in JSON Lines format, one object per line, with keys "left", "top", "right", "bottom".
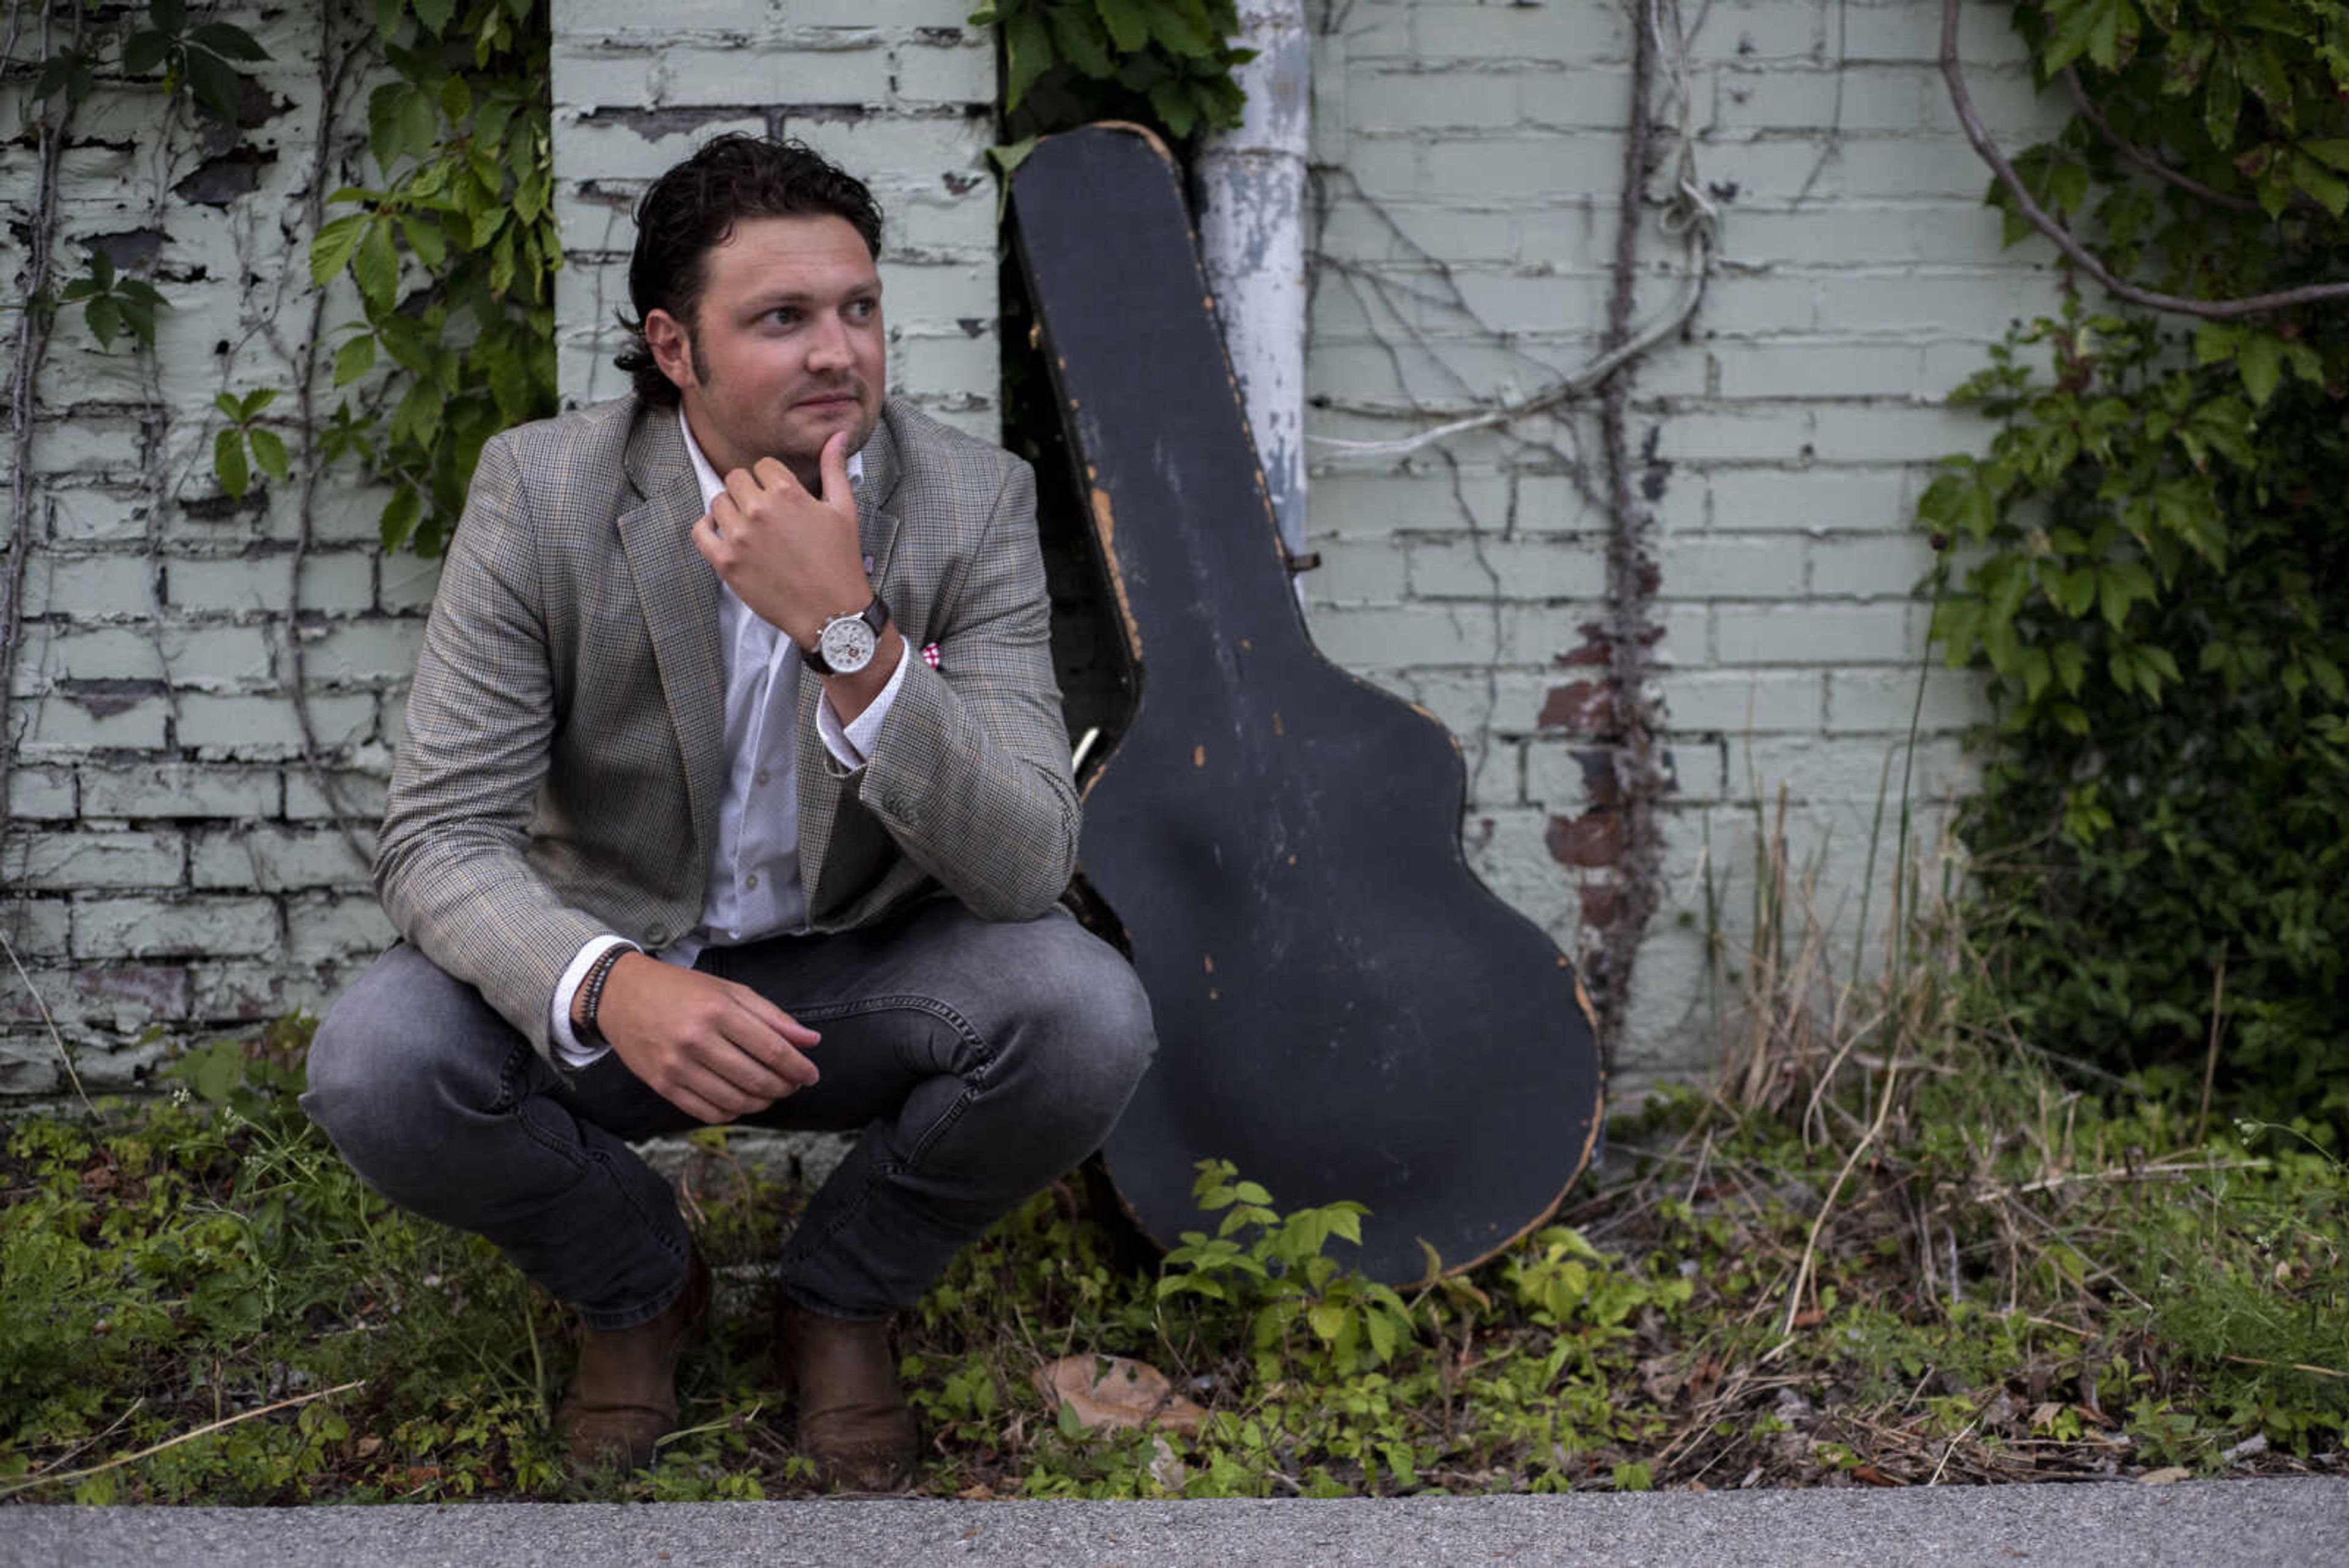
{"left": 303, "top": 134, "right": 1156, "bottom": 1490}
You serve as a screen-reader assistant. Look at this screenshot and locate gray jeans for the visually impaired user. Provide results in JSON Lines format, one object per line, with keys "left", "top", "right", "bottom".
{"left": 302, "top": 901, "right": 1155, "bottom": 1331}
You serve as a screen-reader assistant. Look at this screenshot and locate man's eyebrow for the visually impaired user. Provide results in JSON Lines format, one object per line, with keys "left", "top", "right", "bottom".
{"left": 744, "top": 280, "right": 884, "bottom": 308}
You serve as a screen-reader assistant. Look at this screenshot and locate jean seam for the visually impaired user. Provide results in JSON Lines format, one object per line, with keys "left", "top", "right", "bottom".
{"left": 781, "top": 994, "right": 997, "bottom": 1276}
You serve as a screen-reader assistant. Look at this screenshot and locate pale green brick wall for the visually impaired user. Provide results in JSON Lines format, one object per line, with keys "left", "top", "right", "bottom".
{"left": 1297, "top": 0, "right": 2066, "bottom": 1090}
{"left": 2, "top": 4, "right": 417, "bottom": 1097}
{"left": 550, "top": 0, "right": 1000, "bottom": 437}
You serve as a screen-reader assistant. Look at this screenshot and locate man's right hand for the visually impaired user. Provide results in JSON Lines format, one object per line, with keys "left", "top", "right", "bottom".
{"left": 586, "top": 952, "right": 822, "bottom": 1123}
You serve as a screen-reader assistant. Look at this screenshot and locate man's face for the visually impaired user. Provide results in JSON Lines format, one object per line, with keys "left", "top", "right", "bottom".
{"left": 647, "top": 213, "right": 886, "bottom": 491}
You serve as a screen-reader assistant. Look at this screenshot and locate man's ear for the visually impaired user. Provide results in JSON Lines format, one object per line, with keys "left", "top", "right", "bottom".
{"left": 644, "top": 308, "right": 697, "bottom": 392}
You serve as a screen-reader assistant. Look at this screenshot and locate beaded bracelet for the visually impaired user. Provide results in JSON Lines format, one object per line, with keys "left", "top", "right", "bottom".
{"left": 578, "top": 945, "right": 632, "bottom": 1046}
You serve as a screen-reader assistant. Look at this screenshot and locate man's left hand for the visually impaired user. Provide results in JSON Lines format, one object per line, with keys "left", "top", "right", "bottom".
{"left": 692, "top": 429, "right": 869, "bottom": 648}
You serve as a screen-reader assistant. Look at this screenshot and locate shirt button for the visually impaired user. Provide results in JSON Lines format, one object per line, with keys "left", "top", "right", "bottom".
{"left": 755, "top": 768, "right": 771, "bottom": 787}
{"left": 744, "top": 873, "right": 760, "bottom": 891}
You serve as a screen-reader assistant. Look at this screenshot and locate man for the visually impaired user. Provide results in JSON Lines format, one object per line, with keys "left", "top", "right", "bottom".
{"left": 302, "top": 135, "right": 1156, "bottom": 1490}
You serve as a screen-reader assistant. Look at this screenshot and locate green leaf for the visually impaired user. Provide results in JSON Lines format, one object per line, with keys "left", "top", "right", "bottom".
{"left": 182, "top": 46, "right": 244, "bottom": 124}
{"left": 1929, "top": 596, "right": 1983, "bottom": 664}
{"left": 400, "top": 214, "right": 449, "bottom": 270}
{"left": 190, "top": 23, "right": 269, "bottom": 63}
{"left": 397, "top": 85, "right": 439, "bottom": 165}
{"left": 2204, "top": 57, "right": 2242, "bottom": 150}
{"left": 414, "top": 0, "right": 458, "bottom": 35}
{"left": 215, "top": 427, "right": 250, "bottom": 499}
{"left": 333, "top": 333, "right": 377, "bottom": 387}
{"left": 379, "top": 485, "right": 422, "bottom": 553}
{"left": 2290, "top": 152, "right": 2349, "bottom": 217}
{"left": 114, "top": 294, "right": 158, "bottom": 349}
{"left": 1004, "top": 12, "right": 1053, "bottom": 111}
{"left": 1306, "top": 1302, "right": 1346, "bottom": 1342}
{"left": 213, "top": 391, "right": 245, "bottom": 420}
{"left": 2236, "top": 332, "right": 2282, "bottom": 406}
{"left": 83, "top": 294, "right": 122, "bottom": 350}
{"left": 152, "top": 0, "right": 188, "bottom": 32}
{"left": 2301, "top": 138, "right": 2349, "bottom": 173}
{"left": 310, "top": 212, "right": 367, "bottom": 285}
{"left": 2052, "top": 641, "right": 2088, "bottom": 695}
{"left": 1095, "top": 0, "right": 1151, "bottom": 53}
{"left": 1149, "top": 78, "right": 1197, "bottom": 138}
{"left": 122, "top": 30, "right": 171, "bottom": 75}
{"left": 368, "top": 83, "right": 408, "bottom": 171}
{"left": 248, "top": 427, "right": 290, "bottom": 481}
{"left": 2237, "top": 42, "right": 2295, "bottom": 127}
{"left": 1148, "top": 0, "right": 1219, "bottom": 58}
{"left": 237, "top": 387, "right": 279, "bottom": 420}
{"left": 1048, "top": 5, "right": 1117, "bottom": 78}
{"left": 354, "top": 218, "right": 399, "bottom": 312}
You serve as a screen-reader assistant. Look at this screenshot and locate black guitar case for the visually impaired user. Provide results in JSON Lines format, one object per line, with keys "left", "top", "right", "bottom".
{"left": 1011, "top": 123, "right": 1603, "bottom": 1284}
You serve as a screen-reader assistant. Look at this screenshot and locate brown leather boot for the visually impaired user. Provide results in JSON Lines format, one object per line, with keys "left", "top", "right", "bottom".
{"left": 776, "top": 1299, "right": 920, "bottom": 1492}
{"left": 554, "top": 1249, "right": 711, "bottom": 1473}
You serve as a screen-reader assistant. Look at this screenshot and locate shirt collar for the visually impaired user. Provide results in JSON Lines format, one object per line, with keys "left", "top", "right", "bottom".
{"left": 678, "top": 406, "right": 865, "bottom": 512}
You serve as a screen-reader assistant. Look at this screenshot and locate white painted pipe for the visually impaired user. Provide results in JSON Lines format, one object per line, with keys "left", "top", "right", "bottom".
{"left": 1196, "top": 0, "right": 1310, "bottom": 561}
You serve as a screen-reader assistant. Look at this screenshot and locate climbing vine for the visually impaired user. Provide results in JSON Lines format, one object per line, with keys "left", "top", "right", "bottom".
{"left": 1921, "top": 0, "right": 2349, "bottom": 1129}
{"left": 303, "top": 0, "right": 558, "bottom": 556}
{"left": 1, "top": 4, "right": 555, "bottom": 839}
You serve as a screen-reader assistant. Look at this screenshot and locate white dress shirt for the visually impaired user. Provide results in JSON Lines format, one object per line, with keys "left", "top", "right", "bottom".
{"left": 548, "top": 409, "right": 909, "bottom": 1066}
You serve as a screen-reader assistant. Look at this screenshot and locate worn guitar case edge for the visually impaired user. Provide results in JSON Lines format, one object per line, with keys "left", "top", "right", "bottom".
{"left": 1019, "top": 120, "right": 1605, "bottom": 1282}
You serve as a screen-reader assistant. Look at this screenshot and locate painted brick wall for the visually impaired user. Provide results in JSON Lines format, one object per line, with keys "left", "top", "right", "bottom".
{"left": 1, "top": 6, "right": 417, "bottom": 1098}
{"left": 4, "top": 0, "right": 2073, "bottom": 1105}
{"left": 550, "top": 0, "right": 1001, "bottom": 436}
{"left": 1300, "top": 0, "right": 2068, "bottom": 1091}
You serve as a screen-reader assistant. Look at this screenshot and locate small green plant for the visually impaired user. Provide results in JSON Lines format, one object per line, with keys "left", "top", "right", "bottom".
{"left": 211, "top": 389, "right": 292, "bottom": 501}
{"left": 1156, "top": 1161, "right": 1416, "bottom": 1382}
{"left": 55, "top": 250, "right": 168, "bottom": 353}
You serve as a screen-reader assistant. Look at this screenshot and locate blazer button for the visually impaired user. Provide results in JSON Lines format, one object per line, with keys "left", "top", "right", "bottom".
{"left": 644, "top": 925, "right": 670, "bottom": 947}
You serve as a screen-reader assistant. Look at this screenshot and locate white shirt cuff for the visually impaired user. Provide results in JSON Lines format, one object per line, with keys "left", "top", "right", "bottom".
{"left": 549, "top": 934, "right": 637, "bottom": 1069}
{"left": 818, "top": 642, "right": 911, "bottom": 769}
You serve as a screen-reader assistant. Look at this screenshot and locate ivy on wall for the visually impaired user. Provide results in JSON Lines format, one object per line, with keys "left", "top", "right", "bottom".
{"left": 1921, "top": 0, "right": 2349, "bottom": 1129}
{"left": 974, "top": 0, "right": 1251, "bottom": 143}
{"left": 1, "top": 0, "right": 556, "bottom": 857}
{"left": 306, "top": 0, "right": 558, "bottom": 557}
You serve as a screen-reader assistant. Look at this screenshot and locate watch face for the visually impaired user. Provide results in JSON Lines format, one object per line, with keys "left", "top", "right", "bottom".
{"left": 820, "top": 613, "right": 877, "bottom": 674}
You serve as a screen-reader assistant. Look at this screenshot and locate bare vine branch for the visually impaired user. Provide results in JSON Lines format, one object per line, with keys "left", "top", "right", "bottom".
{"left": 284, "top": 7, "right": 374, "bottom": 872}
{"left": 1941, "top": 0, "right": 2349, "bottom": 319}
{"left": 1, "top": 0, "right": 81, "bottom": 853}
{"left": 2057, "top": 66, "right": 2263, "bottom": 217}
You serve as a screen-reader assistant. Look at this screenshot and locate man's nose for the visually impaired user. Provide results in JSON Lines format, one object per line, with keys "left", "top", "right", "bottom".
{"left": 807, "top": 311, "right": 853, "bottom": 371}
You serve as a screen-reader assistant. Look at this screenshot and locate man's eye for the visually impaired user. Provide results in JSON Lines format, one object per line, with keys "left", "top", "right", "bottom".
{"left": 770, "top": 308, "right": 800, "bottom": 326}
{"left": 848, "top": 299, "right": 877, "bottom": 321}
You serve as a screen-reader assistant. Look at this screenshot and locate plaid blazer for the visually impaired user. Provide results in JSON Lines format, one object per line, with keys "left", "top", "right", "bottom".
{"left": 375, "top": 395, "right": 1080, "bottom": 1060}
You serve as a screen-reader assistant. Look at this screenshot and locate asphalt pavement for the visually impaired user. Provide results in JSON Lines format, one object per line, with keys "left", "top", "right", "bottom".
{"left": 7, "top": 1479, "right": 2346, "bottom": 1567}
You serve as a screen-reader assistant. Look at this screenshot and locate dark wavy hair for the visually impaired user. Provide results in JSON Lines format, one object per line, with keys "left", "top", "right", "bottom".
{"left": 614, "top": 135, "right": 885, "bottom": 407}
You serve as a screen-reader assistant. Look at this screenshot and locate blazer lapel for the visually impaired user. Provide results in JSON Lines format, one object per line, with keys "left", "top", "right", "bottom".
{"left": 797, "top": 412, "right": 907, "bottom": 908}
{"left": 617, "top": 409, "right": 727, "bottom": 860}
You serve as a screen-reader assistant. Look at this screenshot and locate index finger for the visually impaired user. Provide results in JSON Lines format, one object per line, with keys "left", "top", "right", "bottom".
{"left": 732, "top": 983, "right": 822, "bottom": 1049}
{"left": 720, "top": 990, "right": 821, "bottom": 1089}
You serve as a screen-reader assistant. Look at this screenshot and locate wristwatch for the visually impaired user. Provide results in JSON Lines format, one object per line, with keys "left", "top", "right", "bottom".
{"left": 803, "top": 593, "right": 891, "bottom": 677}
